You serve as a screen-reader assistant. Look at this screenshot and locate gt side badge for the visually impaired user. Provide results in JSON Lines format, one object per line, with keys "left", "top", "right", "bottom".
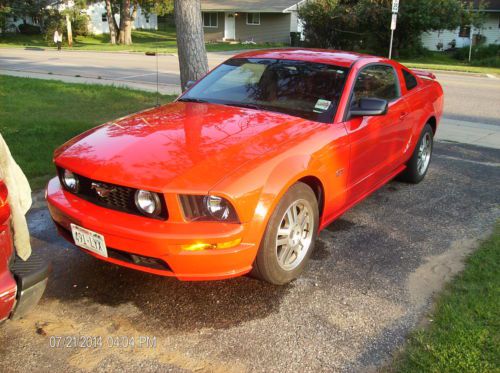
{"left": 336, "top": 168, "right": 345, "bottom": 177}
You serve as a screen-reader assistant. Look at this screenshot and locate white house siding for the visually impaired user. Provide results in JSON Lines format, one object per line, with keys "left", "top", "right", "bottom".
{"left": 86, "top": 2, "right": 157, "bottom": 35}
{"left": 422, "top": 13, "right": 499, "bottom": 51}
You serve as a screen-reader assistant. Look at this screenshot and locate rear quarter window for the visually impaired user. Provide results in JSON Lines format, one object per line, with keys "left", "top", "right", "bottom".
{"left": 403, "top": 69, "right": 418, "bottom": 91}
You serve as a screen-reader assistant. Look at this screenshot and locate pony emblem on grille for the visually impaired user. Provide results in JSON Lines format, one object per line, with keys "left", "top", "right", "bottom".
{"left": 91, "top": 182, "right": 116, "bottom": 198}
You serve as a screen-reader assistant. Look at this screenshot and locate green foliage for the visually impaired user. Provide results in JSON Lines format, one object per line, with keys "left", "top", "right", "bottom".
{"left": 454, "top": 44, "right": 500, "bottom": 61}
{"left": 391, "top": 222, "right": 500, "bottom": 372}
{"left": 299, "top": 0, "right": 477, "bottom": 57}
{"left": 18, "top": 22, "right": 41, "bottom": 34}
{"left": 470, "top": 56, "right": 500, "bottom": 68}
{"left": 0, "top": 75, "right": 176, "bottom": 189}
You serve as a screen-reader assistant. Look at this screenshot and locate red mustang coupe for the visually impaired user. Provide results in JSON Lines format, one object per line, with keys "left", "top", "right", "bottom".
{"left": 47, "top": 49, "right": 443, "bottom": 284}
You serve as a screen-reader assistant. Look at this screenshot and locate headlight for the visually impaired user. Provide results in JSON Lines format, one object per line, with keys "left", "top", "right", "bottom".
{"left": 180, "top": 195, "right": 239, "bottom": 223}
{"left": 62, "top": 169, "right": 79, "bottom": 192}
{"left": 135, "top": 190, "right": 161, "bottom": 216}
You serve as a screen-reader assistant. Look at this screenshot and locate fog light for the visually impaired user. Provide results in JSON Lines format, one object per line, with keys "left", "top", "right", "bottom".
{"left": 181, "top": 238, "right": 242, "bottom": 252}
{"left": 181, "top": 243, "right": 216, "bottom": 251}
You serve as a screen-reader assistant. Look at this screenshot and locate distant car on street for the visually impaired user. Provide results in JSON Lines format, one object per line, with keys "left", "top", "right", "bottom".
{"left": 47, "top": 49, "right": 443, "bottom": 285}
{"left": 0, "top": 179, "right": 49, "bottom": 321}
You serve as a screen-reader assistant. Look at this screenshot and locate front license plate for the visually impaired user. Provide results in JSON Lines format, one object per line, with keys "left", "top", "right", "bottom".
{"left": 70, "top": 223, "right": 108, "bottom": 258}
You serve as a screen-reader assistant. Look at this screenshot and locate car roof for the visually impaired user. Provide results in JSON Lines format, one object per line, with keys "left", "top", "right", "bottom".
{"left": 232, "top": 48, "right": 382, "bottom": 68}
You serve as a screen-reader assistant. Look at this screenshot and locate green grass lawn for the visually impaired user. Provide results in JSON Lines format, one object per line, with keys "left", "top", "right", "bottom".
{"left": 0, "top": 28, "right": 285, "bottom": 54}
{"left": 391, "top": 223, "right": 500, "bottom": 372}
{"left": 398, "top": 52, "right": 500, "bottom": 75}
{"left": 0, "top": 75, "right": 176, "bottom": 189}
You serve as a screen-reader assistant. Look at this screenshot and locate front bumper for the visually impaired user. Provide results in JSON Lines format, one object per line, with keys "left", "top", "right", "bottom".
{"left": 9, "top": 252, "right": 50, "bottom": 320}
{"left": 46, "top": 177, "right": 258, "bottom": 280}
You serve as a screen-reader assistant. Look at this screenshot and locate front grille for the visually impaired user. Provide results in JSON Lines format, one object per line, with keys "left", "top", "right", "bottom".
{"left": 58, "top": 168, "right": 167, "bottom": 220}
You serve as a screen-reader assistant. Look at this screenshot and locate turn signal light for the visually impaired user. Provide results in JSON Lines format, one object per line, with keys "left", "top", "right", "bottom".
{"left": 181, "top": 238, "right": 242, "bottom": 252}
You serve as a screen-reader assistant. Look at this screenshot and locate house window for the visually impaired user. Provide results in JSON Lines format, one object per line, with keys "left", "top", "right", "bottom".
{"left": 203, "top": 12, "right": 218, "bottom": 28}
{"left": 102, "top": 13, "right": 107, "bottom": 22}
{"left": 145, "top": 15, "right": 150, "bottom": 23}
{"left": 246, "top": 13, "right": 261, "bottom": 25}
{"left": 459, "top": 24, "right": 471, "bottom": 37}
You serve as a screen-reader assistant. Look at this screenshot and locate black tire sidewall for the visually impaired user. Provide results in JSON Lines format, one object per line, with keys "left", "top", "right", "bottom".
{"left": 253, "top": 183, "right": 319, "bottom": 285}
{"left": 400, "top": 123, "right": 434, "bottom": 183}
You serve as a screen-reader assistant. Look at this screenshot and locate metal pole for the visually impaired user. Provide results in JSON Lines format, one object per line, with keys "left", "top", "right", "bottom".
{"left": 468, "top": 24, "right": 473, "bottom": 63}
{"left": 389, "top": 29, "right": 394, "bottom": 59}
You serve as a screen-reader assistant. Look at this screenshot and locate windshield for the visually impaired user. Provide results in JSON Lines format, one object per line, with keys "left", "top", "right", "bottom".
{"left": 179, "top": 58, "right": 349, "bottom": 123}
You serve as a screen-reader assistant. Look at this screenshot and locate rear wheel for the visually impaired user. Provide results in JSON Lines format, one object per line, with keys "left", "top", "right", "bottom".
{"left": 252, "top": 183, "right": 319, "bottom": 285}
{"left": 398, "top": 123, "right": 434, "bottom": 184}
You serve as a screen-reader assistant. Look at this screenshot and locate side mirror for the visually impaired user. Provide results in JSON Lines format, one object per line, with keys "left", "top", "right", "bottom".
{"left": 184, "top": 80, "right": 196, "bottom": 91}
{"left": 350, "top": 98, "right": 388, "bottom": 117}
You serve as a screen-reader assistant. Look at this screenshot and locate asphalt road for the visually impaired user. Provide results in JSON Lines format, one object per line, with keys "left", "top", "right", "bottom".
{"left": 0, "top": 48, "right": 499, "bottom": 372}
{"left": 2, "top": 48, "right": 499, "bottom": 148}
{"left": 0, "top": 48, "right": 499, "bottom": 126}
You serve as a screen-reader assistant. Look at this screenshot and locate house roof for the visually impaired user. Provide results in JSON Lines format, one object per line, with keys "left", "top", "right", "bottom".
{"left": 201, "top": 0, "right": 302, "bottom": 13}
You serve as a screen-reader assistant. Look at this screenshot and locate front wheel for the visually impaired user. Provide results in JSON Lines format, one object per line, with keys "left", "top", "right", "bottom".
{"left": 398, "top": 123, "right": 434, "bottom": 184}
{"left": 251, "top": 182, "right": 319, "bottom": 285}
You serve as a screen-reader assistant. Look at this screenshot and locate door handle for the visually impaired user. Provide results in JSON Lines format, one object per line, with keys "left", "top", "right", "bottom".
{"left": 399, "top": 112, "right": 408, "bottom": 120}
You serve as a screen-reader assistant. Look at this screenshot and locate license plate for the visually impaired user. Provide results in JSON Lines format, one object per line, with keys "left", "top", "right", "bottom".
{"left": 70, "top": 223, "right": 108, "bottom": 258}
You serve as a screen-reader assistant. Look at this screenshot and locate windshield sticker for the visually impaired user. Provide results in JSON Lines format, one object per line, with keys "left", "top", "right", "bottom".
{"left": 314, "top": 99, "right": 332, "bottom": 113}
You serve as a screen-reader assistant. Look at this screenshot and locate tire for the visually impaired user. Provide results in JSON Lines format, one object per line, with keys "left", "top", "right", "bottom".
{"left": 398, "top": 123, "right": 434, "bottom": 184}
{"left": 251, "top": 182, "right": 319, "bottom": 285}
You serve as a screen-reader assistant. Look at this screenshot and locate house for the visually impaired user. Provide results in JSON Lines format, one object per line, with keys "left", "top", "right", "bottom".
{"left": 200, "top": 0, "right": 305, "bottom": 43}
{"left": 85, "top": 2, "right": 157, "bottom": 35}
{"left": 3, "top": 1, "right": 157, "bottom": 35}
{"left": 421, "top": 0, "right": 500, "bottom": 50}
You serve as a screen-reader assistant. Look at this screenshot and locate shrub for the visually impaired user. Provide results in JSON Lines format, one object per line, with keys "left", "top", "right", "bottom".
{"left": 18, "top": 23, "right": 41, "bottom": 35}
{"left": 470, "top": 56, "right": 500, "bottom": 67}
{"left": 454, "top": 44, "right": 500, "bottom": 61}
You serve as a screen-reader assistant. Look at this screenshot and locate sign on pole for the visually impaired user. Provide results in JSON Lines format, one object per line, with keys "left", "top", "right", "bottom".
{"left": 389, "top": 0, "right": 399, "bottom": 59}
{"left": 390, "top": 13, "right": 398, "bottom": 30}
{"left": 392, "top": 0, "right": 399, "bottom": 13}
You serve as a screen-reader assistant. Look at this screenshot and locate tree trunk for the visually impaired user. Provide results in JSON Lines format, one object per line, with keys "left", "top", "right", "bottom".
{"left": 65, "top": 13, "right": 73, "bottom": 47}
{"left": 174, "top": 0, "right": 208, "bottom": 91}
{"left": 105, "top": 0, "right": 117, "bottom": 44}
{"left": 118, "top": 0, "right": 132, "bottom": 45}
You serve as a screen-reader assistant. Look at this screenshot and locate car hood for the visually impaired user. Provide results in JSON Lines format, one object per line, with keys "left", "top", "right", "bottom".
{"left": 55, "top": 102, "right": 322, "bottom": 191}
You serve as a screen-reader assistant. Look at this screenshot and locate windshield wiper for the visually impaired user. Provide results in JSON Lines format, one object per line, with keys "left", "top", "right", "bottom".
{"left": 178, "top": 97, "right": 209, "bottom": 103}
{"left": 224, "top": 102, "right": 262, "bottom": 111}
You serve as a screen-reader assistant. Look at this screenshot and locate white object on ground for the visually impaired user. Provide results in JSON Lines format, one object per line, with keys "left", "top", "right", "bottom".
{"left": 0, "top": 134, "right": 32, "bottom": 260}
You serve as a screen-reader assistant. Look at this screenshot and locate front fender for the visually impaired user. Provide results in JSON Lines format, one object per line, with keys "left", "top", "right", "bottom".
{"left": 209, "top": 153, "right": 318, "bottom": 251}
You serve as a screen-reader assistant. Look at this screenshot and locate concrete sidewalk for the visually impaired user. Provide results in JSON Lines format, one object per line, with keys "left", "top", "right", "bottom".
{"left": 436, "top": 118, "right": 500, "bottom": 149}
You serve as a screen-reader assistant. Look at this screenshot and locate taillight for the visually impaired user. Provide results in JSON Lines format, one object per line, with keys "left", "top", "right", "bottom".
{"left": 0, "top": 181, "right": 10, "bottom": 225}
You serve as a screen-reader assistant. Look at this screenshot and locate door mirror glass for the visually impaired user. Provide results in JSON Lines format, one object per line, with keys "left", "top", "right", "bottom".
{"left": 350, "top": 97, "right": 388, "bottom": 117}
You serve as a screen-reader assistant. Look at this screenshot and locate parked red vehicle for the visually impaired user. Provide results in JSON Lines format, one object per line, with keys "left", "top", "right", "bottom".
{"left": 47, "top": 49, "right": 443, "bottom": 284}
{"left": 0, "top": 180, "right": 49, "bottom": 321}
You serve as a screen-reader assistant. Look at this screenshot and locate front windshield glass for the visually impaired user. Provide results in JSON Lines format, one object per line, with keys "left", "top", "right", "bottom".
{"left": 180, "top": 58, "right": 349, "bottom": 123}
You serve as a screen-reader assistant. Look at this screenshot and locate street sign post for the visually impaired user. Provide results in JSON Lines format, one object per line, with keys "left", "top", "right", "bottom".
{"left": 392, "top": 0, "right": 399, "bottom": 13}
{"left": 388, "top": 0, "right": 399, "bottom": 59}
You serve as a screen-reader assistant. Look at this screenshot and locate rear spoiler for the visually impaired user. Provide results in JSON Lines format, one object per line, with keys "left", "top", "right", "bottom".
{"left": 411, "top": 69, "right": 436, "bottom": 80}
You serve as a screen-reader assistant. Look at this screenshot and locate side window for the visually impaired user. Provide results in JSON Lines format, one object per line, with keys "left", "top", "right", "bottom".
{"left": 402, "top": 69, "right": 418, "bottom": 91}
{"left": 352, "top": 65, "right": 399, "bottom": 103}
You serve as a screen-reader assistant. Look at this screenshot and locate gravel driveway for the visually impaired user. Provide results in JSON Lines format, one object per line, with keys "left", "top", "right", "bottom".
{"left": 0, "top": 141, "right": 498, "bottom": 372}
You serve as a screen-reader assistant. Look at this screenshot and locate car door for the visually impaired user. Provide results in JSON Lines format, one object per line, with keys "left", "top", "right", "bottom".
{"left": 344, "top": 64, "right": 410, "bottom": 201}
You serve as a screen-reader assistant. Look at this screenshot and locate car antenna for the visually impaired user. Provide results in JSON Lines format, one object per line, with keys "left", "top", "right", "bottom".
{"left": 155, "top": 44, "right": 160, "bottom": 107}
